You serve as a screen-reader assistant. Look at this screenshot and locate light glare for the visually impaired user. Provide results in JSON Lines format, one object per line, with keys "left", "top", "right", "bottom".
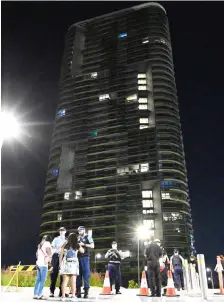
{"left": 0, "top": 112, "right": 20, "bottom": 140}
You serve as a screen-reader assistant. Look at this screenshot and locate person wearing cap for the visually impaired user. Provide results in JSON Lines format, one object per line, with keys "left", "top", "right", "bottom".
{"left": 105, "top": 241, "right": 123, "bottom": 294}
{"left": 76, "top": 226, "right": 94, "bottom": 299}
{"left": 144, "top": 238, "right": 162, "bottom": 297}
{"left": 170, "top": 249, "right": 185, "bottom": 291}
{"left": 49, "top": 227, "right": 67, "bottom": 298}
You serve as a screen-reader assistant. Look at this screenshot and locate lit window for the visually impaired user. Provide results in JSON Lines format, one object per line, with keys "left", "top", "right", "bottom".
{"left": 161, "top": 192, "right": 170, "bottom": 199}
{"left": 56, "top": 109, "right": 66, "bottom": 117}
{"left": 117, "top": 167, "right": 129, "bottom": 175}
{"left": 142, "top": 190, "right": 153, "bottom": 198}
{"left": 138, "top": 79, "right": 147, "bottom": 85}
{"left": 57, "top": 213, "right": 62, "bottom": 221}
{"left": 99, "top": 94, "right": 110, "bottom": 101}
{"left": 140, "top": 118, "right": 149, "bottom": 124}
{"left": 51, "top": 169, "right": 59, "bottom": 176}
{"left": 91, "top": 72, "right": 98, "bottom": 79}
{"left": 176, "top": 228, "right": 181, "bottom": 233}
{"left": 140, "top": 125, "right": 149, "bottom": 129}
{"left": 142, "top": 200, "right": 153, "bottom": 208}
{"left": 143, "top": 209, "right": 154, "bottom": 214}
{"left": 64, "top": 192, "right": 71, "bottom": 200}
{"left": 140, "top": 163, "right": 149, "bottom": 172}
{"left": 138, "top": 86, "right": 147, "bottom": 90}
{"left": 143, "top": 219, "right": 154, "bottom": 228}
{"left": 129, "top": 164, "right": 140, "bottom": 173}
{"left": 118, "top": 33, "right": 127, "bottom": 38}
{"left": 138, "top": 98, "right": 148, "bottom": 103}
{"left": 126, "top": 94, "right": 137, "bottom": 102}
{"left": 137, "top": 74, "right": 146, "bottom": 79}
{"left": 75, "top": 191, "right": 82, "bottom": 199}
{"left": 139, "top": 105, "right": 148, "bottom": 110}
{"left": 142, "top": 37, "right": 149, "bottom": 44}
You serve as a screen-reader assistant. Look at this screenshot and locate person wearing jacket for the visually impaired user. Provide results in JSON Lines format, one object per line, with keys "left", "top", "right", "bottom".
{"left": 170, "top": 249, "right": 185, "bottom": 291}
{"left": 105, "top": 241, "right": 123, "bottom": 294}
{"left": 144, "top": 238, "right": 162, "bottom": 297}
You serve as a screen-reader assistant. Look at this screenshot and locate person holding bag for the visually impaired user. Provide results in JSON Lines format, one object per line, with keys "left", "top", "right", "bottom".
{"left": 33, "top": 235, "right": 52, "bottom": 300}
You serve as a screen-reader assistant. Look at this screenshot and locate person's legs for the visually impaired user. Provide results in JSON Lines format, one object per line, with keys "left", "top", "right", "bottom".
{"left": 50, "top": 253, "right": 59, "bottom": 295}
{"left": 155, "top": 262, "right": 161, "bottom": 297}
{"left": 34, "top": 267, "right": 41, "bottom": 296}
{"left": 174, "top": 266, "right": 181, "bottom": 290}
{"left": 148, "top": 261, "right": 156, "bottom": 296}
{"left": 37, "top": 266, "right": 48, "bottom": 297}
{"left": 179, "top": 268, "right": 185, "bottom": 289}
{"left": 108, "top": 263, "right": 115, "bottom": 291}
{"left": 161, "top": 268, "right": 168, "bottom": 295}
{"left": 76, "top": 258, "right": 83, "bottom": 298}
{"left": 82, "top": 257, "right": 90, "bottom": 298}
{"left": 59, "top": 274, "right": 63, "bottom": 297}
{"left": 61, "top": 275, "right": 69, "bottom": 298}
{"left": 70, "top": 275, "right": 77, "bottom": 297}
{"left": 115, "top": 264, "right": 121, "bottom": 293}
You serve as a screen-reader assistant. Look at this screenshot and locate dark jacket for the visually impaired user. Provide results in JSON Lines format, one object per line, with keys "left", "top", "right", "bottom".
{"left": 144, "top": 242, "right": 162, "bottom": 262}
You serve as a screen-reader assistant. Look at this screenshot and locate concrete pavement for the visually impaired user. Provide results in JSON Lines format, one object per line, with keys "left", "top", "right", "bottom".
{"left": 1, "top": 287, "right": 224, "bottom": 302}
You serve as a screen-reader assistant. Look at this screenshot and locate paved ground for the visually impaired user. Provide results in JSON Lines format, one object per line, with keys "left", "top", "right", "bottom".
{"left": 1, "top": 287, "right": 224, "bottom": 302}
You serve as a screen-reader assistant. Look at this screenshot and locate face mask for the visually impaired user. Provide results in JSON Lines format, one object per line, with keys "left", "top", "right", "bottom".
{"left": 174, "top": 253, "right": 178, "bottom": 256}
{"left": 112, "top": 245, "right": 117, "bottom": 250}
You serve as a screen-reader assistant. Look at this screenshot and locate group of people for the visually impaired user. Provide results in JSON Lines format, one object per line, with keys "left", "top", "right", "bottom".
{"left": 144, "top": 238, "right": 186, "bottom": 297}
{"left": 33, "top": 226, "right": 94, "bottom": 301}
{"left": 33, "top": 226, "right": 189, "bottom": 300}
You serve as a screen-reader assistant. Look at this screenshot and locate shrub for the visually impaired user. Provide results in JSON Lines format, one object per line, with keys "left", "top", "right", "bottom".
{"left": 128, "top": 280, "right": 139, "bottom": 289}
{"left": 1, "top": 269, "right": 103, "bottom": 287}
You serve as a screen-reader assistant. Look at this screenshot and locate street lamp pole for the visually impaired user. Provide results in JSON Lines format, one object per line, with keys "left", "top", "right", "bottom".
{"left": 207, "top": 268, "right": 214, "bottom": 290}
{"left": 95, "top": 253, "right": 101, "bottom": 271}
{"left": 137, "top": 235, "right": 140, "bottom": 286}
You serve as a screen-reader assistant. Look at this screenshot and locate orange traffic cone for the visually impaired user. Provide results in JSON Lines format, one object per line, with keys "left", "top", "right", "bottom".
{"left": 137, "top": 271, "right": 151, "bottom": 296}
{"left": 166, "top": 270, "right": 180, "bottom": 297}
{"left": 99, "top": 270, "right": 112, "bottom": 295}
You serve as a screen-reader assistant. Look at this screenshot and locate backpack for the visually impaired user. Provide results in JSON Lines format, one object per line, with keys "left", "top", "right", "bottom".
{"left": 66, "top": 248, "right": 76, "bottom": 259}
{"left": 172, "top": 255, "right": 182, "bottom": 267}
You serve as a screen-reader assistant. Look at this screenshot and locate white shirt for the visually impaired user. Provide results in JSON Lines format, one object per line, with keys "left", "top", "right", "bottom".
{"left": 51, "top": 236, "right": 67, "bottom": 255}
{"left": 36, "top": 241, "right": 52, "bottom": 267}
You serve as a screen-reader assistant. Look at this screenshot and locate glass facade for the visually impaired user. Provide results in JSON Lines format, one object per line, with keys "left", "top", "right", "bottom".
{"left": 40, "top": 2, "right": 195, "bottom": 275}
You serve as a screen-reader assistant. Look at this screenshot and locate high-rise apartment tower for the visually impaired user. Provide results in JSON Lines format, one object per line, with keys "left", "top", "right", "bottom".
{"left": 40, "top": 2, "right": 195, "bottom": 275}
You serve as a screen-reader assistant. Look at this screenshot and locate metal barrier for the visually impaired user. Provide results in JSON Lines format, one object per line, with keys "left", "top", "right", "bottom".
{"left": 3, "top": 261, "right": 21, "bottom": 292}
{"left": 197, "top": 254, "right": 208, "bottom": 300}
{"left": 183, "top": 259, "right": 191, "bottom": 292}
{"left": 9, "top": 265, "right": 53, "bottom": 272}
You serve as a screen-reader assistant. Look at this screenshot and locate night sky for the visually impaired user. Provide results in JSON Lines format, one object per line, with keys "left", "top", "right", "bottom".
{"left": 2, "top": 1, "right": 224, "bottom": 268}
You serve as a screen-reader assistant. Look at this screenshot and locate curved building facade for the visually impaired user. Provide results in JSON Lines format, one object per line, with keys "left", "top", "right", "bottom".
{"left": 40, "top": 2, "right": 195, "bottom": 274}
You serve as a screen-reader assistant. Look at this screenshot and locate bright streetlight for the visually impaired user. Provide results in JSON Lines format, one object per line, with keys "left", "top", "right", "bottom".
{"left": 95, "top": 253, "right": 101, "bottom": 271}
{"left": 136, "top": 225, "right": 151, "bottom": 285}
{"left": 0, "top": 111, "right": 20, "bottom": 146}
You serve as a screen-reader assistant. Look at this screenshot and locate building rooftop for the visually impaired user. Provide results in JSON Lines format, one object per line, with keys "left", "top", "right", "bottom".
{"left": 69, "top": 2, "right": 166, "bottom": 30}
